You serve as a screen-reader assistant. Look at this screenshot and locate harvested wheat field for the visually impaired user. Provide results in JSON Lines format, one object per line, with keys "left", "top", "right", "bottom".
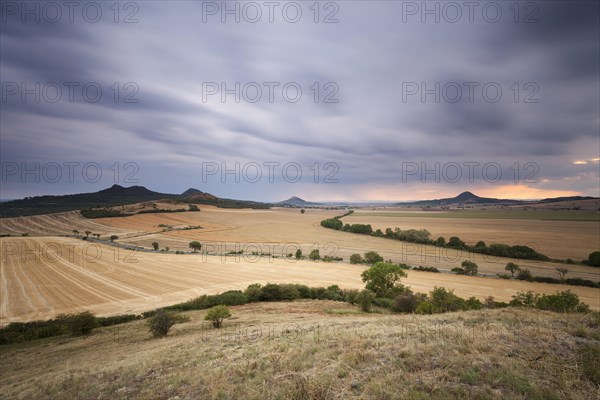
{"left": 1, "top": 236, "right": 599, "bottom": 323}
{"left": 345, "top": 209, "right": 600, "bottom": 261}
{"left": 100, "top": 207, "right": 600, "bottom": 281}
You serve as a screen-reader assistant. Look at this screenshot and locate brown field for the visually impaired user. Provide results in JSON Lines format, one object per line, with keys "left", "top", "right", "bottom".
{"left": 345, "top": 209, "right": 600, "bottom": 260}
{"left": 3, "top": 207, "right": 600, "bottom": 281}
{"left": 1, "top": 236, "right": 599, "bottom": 323}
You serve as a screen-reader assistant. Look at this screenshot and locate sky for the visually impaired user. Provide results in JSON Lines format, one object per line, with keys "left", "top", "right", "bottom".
{"left": 1, "top": 0, "right": 599, "bottom": 202}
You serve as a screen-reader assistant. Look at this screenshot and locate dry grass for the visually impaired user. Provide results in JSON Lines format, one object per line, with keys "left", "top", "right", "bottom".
{"left": 1, "top": 301, "right": 598, "bottom": 399}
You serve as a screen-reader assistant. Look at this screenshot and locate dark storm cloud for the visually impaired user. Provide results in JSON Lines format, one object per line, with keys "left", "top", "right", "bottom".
{"left": 1, "top": 0, "right": 598, "bottom": 200}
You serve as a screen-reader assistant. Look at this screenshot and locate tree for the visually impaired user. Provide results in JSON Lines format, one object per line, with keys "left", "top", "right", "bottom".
{"left": 300, "top": 209, "right": 305, "bottom": 214}
{"left": 475, "top": 241, "right": 486, "bottom": 248}
{"left": 363, "top": 251, "right": 383, "bottom": 265}
{"left": 309, "top": 249, "right": 320, "bottom": 260}
{"left": 94, "top": 233, "right": 100, "bottom": 239}
{"left": 361, "top": 262, "right": 408, "bottom": 297}
{"left": 165, "top": 246, "right": 170, "bottom": 252}
{"left": 110, "top": 235, "right": 118, "bottom": 242}
{"left": 147, "top": 309, "right": 190, "bottom": 337}
{"left": 189, "top": 241, "right": 202, "bottom": 252}
{"left": 461, "top": 260, "right": 478, "bottom": 276}
{"left": 72, "top": 229, "right": 79, "bottom": 236}
{"left": 152, "top": 242, "right": 159, "bottom": 251}
{"left": 350, "top": 253, "right": 363, "bottom": 264}
{"left": 505, "top": 262, "right": 520, "bottom": 277}
{"left": 85, "top": 230, "right": 92, "bottom": 237}
{"left": 295, "top": 249, "right": 302, "bottom": 259}
{"left": 556, "top": 267, "right": 569, "bottom": 282}
{"left": 588, "top": 251, "right": 600, "bottom": 267}
{"left": 356, "top": 290, "right": 375, "bottom": 312}
{"left": 435, "top": 236, "right": 446, "bottom": 246}
{"left": 448, "top": 236, "right": 465, "bottom": 248}
{"left": 205, "top": 305, "right": 231, "bottom": 328}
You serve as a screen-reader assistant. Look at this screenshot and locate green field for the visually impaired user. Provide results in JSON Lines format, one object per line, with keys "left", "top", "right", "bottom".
{"left": 351, "top": 210, "right": 600, "bottom": 221}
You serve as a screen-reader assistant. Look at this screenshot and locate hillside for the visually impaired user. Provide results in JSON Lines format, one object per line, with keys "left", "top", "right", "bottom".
{"left": 1, "top": 301, "right": 598, "bottom": 399}
{"left": 0, "top": 185, "right": 269, "bottom": 218}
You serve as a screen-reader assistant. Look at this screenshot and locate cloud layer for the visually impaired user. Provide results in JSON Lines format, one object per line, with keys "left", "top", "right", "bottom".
{"left": 1, "top": 1, "right": 598, "bottom": 201}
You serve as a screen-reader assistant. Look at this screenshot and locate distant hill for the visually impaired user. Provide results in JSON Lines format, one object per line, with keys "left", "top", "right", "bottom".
{"left": 277, "top": 196, "right": 322, "bottom": 207}
{"left": 398, "top": 191, "right": 599, "bottom": 207}
{"left": 0, "top": 185, "right": 269, "bottom": 218}
{"left": 399, "top": 191, "right": 521, "bottom": 207}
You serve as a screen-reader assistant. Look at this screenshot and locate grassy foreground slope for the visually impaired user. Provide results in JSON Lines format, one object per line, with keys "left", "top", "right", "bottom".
{"left": 1, "top": 301, "right": 598, "bottom": 399}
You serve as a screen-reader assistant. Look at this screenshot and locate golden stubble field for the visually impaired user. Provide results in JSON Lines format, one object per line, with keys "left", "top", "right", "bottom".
{"left": 344, "top": 209, "right": 600, "bottom": 261}
{"left": 1, "top": 236, "right": 599, "bottom": 323}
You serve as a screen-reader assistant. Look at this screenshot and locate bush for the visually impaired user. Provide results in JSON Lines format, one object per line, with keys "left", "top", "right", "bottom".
{"left": 451, "top": 267, "right": 466, "bottom": 274}
{"left": 497, "top": 273, "right": 511, "bottom": 279}
{"left": 393, "top": 292, "right": 423, "bottom": 313}
{"left": 59, "top": 311, "right": 98, "bottom": 336}
{"left": 363, "top": 251, "right": 384, "bottom": 265}
{"left": 516, "top": 268, "right": 533, "bottom": 281}
{"left": 465, "top": 297, "right": 483, "bottom": 310}
{"left": 415, "top": 301, "right": 434, "bottom": 315}
{"left": 295, "top": 249, "right": 302, "bottom": 259}
{"left": 350, "top": 253, "right": 363, "bottom": 264}
{"left": 412, "top": 265, "right": 439, "bottom": 273}
{"left": 308, "top": 249, "right": 320, "bottom": 260}
{"left": 259, "top": 283, "right": 283, "bottom": 301}
{"left": 510, "top": 291, "right": 538, "bottom": 307}
{"left": 147, "top": 309, "right": 190, "bottom": 337}
{"left": 205, "top": 305, "right": 231, "bottom": 328}
{"left": 343, "top": 289, "right": 360, "bottom": 304}
{"left": 372, "top": 297, "right": 394, "bottom": 309}
{"left": 536, "top": 290, "right": 584, "bottom": 313}
{"left": 278, "top": 284, "right": 300, "bottom": 300}
{"left": 244, "top": 284, "right": 262, "bottom": 302}
{"left": 429, "top": 287, "right": 466, "bottom": 313}
{"left": 356, "top": 290, "right": 375, "bottom": 312}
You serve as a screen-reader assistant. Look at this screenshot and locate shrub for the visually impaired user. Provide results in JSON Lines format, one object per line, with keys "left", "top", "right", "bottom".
{"left": 415, "top": 301, "right": 434, "bottom": 315}
{"left": 59, "top": 311, "right": 98, "bottom": 336}
{"left": 205, "top": 305, "right": 231, "bottom": 328}
{"left": 356, "top": 290, "right": 375, "bottom": 312}
{"left": 465, "top": 297, "right": 483, "bottom": 310}
{"left": 350, "top": 253, "right": 363, "bottom": 264}
{"left": 536, "top": 290, "right": 583, "bottom": 313}
{"left": 435, "top": 236, "right": 446, "bottom": 246}
{"left": 147, "top": 309, "right": 190, "bottom": 337}
{"left": 325, "top": 285, "right": 345, "bottom": 301}
{"left": 278, "top": 284, "right": 300, "bottom": 300}
{"left": 393, "top": 292, "right": 423, "bottom": 313}
{"left": 429, "top": 287, "right": 466, "bottom": 313}
{"left": 516, "top": 268, "right": 533, "bottom": 281}
{"left": 259, "top": 283, "right": 282, "bottom": 301}
{"left": 451, "top": 267, "right": 466, "bottom": 274}
{"left": 343, "top": 289, "right": 360, "bottom": 304}
{"left": 497, "top": 273, "right": 511, "bottom": 279}
{"left": 373, "top": 297, "right": 395, "bottom": 309}
{"left": 295, "top": 284, "right": 311, "bottom": 299}
{"left": 308, "top": 249, "right": 320, "bottom": 260}
{"left": 412, "top": 265, "right": 439, "bottom": 273}
{"left": 295, "top": 249, "right": 302, "bottom": 259}
{"left": 510, "top": 291, "right": 538, "bottom": 307}
{"left": 363, "top": 251, "right": 384, "bottom": 265}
